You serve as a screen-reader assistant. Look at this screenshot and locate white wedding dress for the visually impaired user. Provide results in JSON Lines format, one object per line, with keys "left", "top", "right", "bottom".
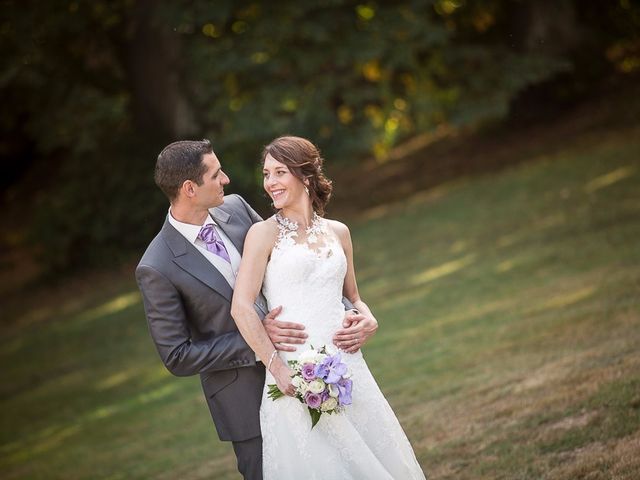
{"left": 260, "top": 214, "right": 426, "bottom": 480}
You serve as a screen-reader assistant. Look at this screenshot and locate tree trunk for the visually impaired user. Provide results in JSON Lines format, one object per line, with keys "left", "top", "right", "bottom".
{"left": 123, "top": 0, "right": 198, "bottom": 140}
{"left": 512, "top": 0, "right": 580, "bottom": 55}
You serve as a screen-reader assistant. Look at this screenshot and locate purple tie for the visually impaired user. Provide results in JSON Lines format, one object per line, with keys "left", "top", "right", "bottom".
{"left": 198, "top": 224, "right": 231, "bottom": 263}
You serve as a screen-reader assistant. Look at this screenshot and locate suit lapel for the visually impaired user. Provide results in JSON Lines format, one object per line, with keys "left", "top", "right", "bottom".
{"left": 209, "top": 206, "right": 246, "bottom": 255}
{"left": 161, "top": 219, "right": 233, "bottom": 303}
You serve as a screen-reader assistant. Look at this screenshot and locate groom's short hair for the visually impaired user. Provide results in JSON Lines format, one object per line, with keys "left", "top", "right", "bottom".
{"left": 155, "top": 139, "right": 213, "bottom": 201}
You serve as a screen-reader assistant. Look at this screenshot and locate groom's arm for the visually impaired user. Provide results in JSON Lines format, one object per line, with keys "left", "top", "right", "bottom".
{"left": 136, "top": 264, "right": 256, "bottom": 377}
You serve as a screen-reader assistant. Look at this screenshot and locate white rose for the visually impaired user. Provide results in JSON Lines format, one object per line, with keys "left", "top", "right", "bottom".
{"left": 328, "top": 383, "right": 339, "bottom": 398}
{"left": 291, "top": 376, "right": 303, "bottom": 389}
{"left": 297, "top": 350, "right": 317, "bottom": 364}
{"left": 320, "top": 397, "right": 338, "bottom": 412}
{"left": 308, "top": 379, "right": 326, "bottom": 394}
{"left": 324, "top": 344, "right": 338, "bottom": 356}
{"left": 313, "top": 352, "right": 328, "bottom": 363}
{"left": 297, "top": 380, "right": 309, "bottom": 395}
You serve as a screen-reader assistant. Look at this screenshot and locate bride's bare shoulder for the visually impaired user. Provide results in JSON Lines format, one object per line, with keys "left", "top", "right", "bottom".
{"left": 325, "top": 218, "right": 351, "bottom": 241}
{"left": 245, "top": 217, "right": 279, "bottom": 247}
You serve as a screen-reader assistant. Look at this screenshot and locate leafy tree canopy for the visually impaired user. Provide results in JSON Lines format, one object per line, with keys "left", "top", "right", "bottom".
{"left": 1, "top": 0, "right": 638, "bottom": 270}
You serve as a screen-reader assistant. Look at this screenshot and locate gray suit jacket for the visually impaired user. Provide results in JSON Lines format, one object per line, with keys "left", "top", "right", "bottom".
{"left": 136, "top": 194, "right": 267, "bottom": 442}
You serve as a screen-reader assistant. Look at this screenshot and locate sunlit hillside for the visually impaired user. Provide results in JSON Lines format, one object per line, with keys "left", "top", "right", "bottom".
{"left": 1, "top": 115, "right": 639, "bottom": 478}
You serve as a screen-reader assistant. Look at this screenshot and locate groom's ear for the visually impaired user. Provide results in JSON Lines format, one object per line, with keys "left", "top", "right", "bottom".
{"left": 182, "top": 180, "right": 196, "bottom": 198}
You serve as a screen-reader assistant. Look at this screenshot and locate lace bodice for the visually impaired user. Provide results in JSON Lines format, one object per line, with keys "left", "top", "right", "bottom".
{"left": 262, "top": 213, "right": 347, "bottom": 362}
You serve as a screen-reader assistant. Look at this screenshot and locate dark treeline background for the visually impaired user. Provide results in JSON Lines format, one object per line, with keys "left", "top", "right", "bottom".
{"left": 1, "top": 0, "right": 638, "bottom": 272}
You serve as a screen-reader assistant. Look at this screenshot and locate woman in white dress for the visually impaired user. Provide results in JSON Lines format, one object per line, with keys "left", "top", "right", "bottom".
{"left": 231, "top": 136, "right": 426, "bottom": 479}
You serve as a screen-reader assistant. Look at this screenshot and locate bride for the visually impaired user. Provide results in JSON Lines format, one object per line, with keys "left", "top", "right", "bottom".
{"left": 231, "top": 136, "right": 426, "bottom": 479}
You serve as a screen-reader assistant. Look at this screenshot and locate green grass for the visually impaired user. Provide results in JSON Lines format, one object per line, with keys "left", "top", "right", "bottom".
{"left": 1, "top": 123, "right": 639, "bottom": 479}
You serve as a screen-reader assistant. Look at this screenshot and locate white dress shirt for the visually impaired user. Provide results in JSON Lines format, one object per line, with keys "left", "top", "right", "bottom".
{"left": 168, "top": 209, "right": 241, "bottom": 288}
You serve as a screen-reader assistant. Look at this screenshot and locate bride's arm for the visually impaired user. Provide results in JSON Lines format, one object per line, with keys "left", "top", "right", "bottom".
{"left": 330, "top": 221, "right": 379, "bottom": 352}
{"left": 231, "top": 221, "right": 295, "bottom": 396}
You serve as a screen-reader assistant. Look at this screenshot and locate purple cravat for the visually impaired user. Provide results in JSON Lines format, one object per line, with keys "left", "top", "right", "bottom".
{"left": 198, "top": 224, "right": 231, "bottom": 263}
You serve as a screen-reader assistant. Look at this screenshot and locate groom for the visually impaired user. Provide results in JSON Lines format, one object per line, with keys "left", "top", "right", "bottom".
{"left": 136, "top": 140, "right": 376, "bottom": 480}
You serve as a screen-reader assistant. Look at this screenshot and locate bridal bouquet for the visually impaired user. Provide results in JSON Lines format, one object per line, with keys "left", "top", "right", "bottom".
{"left": 267, "top": 345, "right": 353, "bottom": 428}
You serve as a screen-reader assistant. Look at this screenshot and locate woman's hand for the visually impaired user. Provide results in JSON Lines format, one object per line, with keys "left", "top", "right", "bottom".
{"left": 271, "top": 359, "right": 296, "bottom": 397}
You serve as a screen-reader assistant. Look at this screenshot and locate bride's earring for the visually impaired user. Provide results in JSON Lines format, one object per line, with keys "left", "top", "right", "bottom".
{"left": 304, "top": 185, "right": 310, "bottom": 196}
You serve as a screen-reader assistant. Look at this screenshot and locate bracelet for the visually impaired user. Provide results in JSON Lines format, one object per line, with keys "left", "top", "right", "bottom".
{"left": 267, "top": 349, "right": 278, "bottom": 373}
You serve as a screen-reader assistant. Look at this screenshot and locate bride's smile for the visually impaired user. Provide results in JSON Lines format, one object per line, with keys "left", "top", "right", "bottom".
{"left": 270, "top": 189, "right": 285, "bottom": 198}
{"left": 263, "top": 153, "right": 309, "bottom": 212}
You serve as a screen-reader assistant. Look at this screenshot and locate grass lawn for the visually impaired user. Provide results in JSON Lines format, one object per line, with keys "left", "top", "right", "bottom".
{"left": 1, "top": 121, "right": 639, "bottom": 479}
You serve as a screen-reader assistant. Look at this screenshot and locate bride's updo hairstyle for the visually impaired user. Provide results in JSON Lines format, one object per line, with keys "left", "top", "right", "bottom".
{"left": 262, "top": 136, "right": 333, "bottom": 215}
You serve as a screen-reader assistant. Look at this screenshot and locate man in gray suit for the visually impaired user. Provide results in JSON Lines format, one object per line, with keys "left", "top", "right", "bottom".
{"left": 136, "top": 140, "right": 377, "bottom": 479}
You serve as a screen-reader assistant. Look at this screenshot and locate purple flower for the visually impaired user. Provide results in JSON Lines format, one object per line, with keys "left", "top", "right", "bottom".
{"left": 304, "top": 392, "right": 322, "bottom": 409}
{"left": 314, "top": 354, "right": 348, "bottom": 384}
{"left": 301, "top": 363, "right": 316, "bottom": 381}
{"left": 337, "top": 378, "right": 353, "bottom": 405}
